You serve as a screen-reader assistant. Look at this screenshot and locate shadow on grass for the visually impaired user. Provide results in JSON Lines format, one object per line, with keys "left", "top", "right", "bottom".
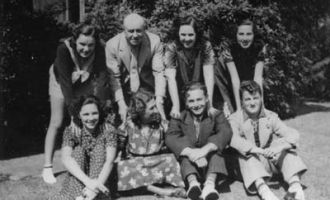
{"left": 293, "top": 100, "right": 330, "bottom": 117}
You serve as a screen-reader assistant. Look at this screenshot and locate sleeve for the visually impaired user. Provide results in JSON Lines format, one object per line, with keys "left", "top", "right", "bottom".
{"left": 219, "top": 39, "right": 234, "bottom": 63}
{"left": 62, "top": 126, "right": 76, "bottom": 148}
{"left": 207, "top": 111, "right": 233, "bottom": 152}
{"left": 152, "top": 38, "right": 166, "bottom": 97}
{"left": 203, "top": 41, "right": 215, "bottom": 66}
{"left": 229, "top": 115, "right": 255, "bottom": 156}
{"left": 165, "top": 118, "right": 194, "bottom": 158}
{"left": 164, "top": 43, "right": 177, "bottom": 69}
{"left": 270, "top": 113, "right": 299, "bottom": 148}
{"left": 53, "top": 44, "right": 74, "bottom": 104}
{"left": 105, "top": 39, "right": 124, "bottom": 102}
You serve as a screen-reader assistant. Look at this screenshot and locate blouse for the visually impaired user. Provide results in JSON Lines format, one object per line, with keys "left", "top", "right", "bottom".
{"left": 54, "top": 38, "right": 111, "bottom": 107}
{"left": 221, "top": 39, "right": 266, "bottom": 81}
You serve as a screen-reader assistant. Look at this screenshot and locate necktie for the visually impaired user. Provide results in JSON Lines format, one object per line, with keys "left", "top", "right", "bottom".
{"left": 252, "top": 119, "right": 260, "bottom": 147}
{"left": 130, "top": 47, "right": 140, "bottom": 93}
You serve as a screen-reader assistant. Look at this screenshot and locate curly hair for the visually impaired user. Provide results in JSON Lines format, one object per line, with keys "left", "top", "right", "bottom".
{"left": 70, "top": 95, "right": 105, "bottom": 128}
{"left": 169, "top": 15, "right": 207, "bottom": 51}
{"left": 129, "top": 89, "right": 162, "bottom": 128}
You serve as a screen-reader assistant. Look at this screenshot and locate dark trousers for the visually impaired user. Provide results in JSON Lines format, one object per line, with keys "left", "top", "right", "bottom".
{"left": 180, "top": 152, "right": 228, "bottom": 182}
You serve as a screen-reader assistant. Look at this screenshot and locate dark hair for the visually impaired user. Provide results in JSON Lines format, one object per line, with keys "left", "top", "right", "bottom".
{"left": 236, "top": 18, "right": 256, "bottom": 34}
{"left": 72, "top": 22, "right": 99, "bottom": 41}
{"left": 239, "top": 80, "right": 262, "bottom": 100}
{"left": 71, "top": 95, "right": 105, "bottom": 128}
{"left": 183, "top": 81, "right": 208, "bottom": 103}
{"left": 169, "top": 15, "right": 207, "bottom": 51}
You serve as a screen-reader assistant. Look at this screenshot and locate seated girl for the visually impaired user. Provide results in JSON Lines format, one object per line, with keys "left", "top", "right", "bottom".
{"left": 50, "top": 95, "right": 117, "bottom": 200}
{"left": 116, "top": 89, "right": 185, "bottom": 198}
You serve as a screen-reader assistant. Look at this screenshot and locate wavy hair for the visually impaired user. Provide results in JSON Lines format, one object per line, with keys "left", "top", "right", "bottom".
{"left": 70, "top": 95, "right": 105, "bottom": 129}
{"left": 169, "top": 15, "right": 207, "bottom": 51}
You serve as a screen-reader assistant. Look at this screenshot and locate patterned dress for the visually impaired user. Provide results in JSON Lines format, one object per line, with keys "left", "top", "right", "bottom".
{"left": 50, "top": 123, "right": 117, "bottom": 200}
{"left": 117, "top": 125, "right": 184, "bottom": 191}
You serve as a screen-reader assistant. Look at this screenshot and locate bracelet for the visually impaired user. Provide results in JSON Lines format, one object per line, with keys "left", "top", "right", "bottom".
{"left": 43, "top": 165, "right": 53, "bottom": 169}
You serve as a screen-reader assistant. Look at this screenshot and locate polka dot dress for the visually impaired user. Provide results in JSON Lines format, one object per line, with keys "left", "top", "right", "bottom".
{"left": 50, "top": 123, "right": 117, "bottom": 200}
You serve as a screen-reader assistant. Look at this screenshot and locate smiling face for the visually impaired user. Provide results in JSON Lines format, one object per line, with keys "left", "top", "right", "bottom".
{"left": 179, "top": 25, "right": 197, "bottom": 49}
{"left": 79, "top": 103, "right": 100, "bottom": 132}
{"left": 186, "top": 89, "right": 208, "bottom": 117}
{"left": 236, "top": 24, "right": 254, "bottom": 49}
{"left": 241, "top": 90, "right": 262, "bottom": 117}
{"left": 75, "top": 34, "right": 96, "bottom": 58}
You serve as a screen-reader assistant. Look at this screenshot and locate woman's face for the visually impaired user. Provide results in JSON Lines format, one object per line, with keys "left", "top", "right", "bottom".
{"left": 75, "top": 34, "right": 96, "bottom": 58}
{"left": 79, "top": 103, "right": 99, "bottom": 132}
{"left": 236, "top": 24, "right": 254, "bottom": 49}
{"left": 179, "top": 25, "right": 196, "bottom": 49}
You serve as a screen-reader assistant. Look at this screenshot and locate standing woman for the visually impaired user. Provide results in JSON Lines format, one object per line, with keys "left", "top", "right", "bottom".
{"left": 50, "top": 95, "right": 117, "bottom": 200}
{"left": 164, "top": 15, "right": 217, "bottom": 118}
{"left": 43, "top": 23, "right": 112, "bottom": 184}
{"left": 221, "top": 19, "right": 266, "bottom": 111}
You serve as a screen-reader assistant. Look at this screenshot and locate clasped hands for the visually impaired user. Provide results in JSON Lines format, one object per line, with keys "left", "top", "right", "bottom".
{"left": 78, "top": 179, "right": 109, "bottom": 200}
{"left": 250, "top": 146, "right": 284, "bottom": 160}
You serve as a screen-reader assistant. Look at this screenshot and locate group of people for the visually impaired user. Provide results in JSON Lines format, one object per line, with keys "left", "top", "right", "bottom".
{"left": 42, "top": 12, "right": 307, "bottom": 200}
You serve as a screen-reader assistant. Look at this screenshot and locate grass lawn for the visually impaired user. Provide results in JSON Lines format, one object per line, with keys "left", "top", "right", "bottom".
{"left": 1, "top": 101, "right": 329, "bottom": 200}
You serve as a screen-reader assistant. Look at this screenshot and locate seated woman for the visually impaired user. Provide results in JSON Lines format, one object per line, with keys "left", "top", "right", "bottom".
{"left": 165, "top": 15, "right": 231, "bottom": 118}
{"left": 220, "top": 18, "right": 267, "bottom": 111}
{"left": 50, "top": 95, "right": 117, "bottom": 200}
{"left": 116, "top": 89, "right": 185, "bottom": 198}
{"left": 43, "top": 22, "right": 113, "bottom": 184}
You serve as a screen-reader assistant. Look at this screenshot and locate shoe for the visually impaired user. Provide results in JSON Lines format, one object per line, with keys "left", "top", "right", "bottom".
{"left": 187, "top": 185, "right": 202, "bottom": 200}
{"left": 201, "top": 185, "right": 220, "bottom": 200}
{"left": 258, "top": 184, "right": 279, "bottom": 200}
{"left": 288, "top": 183, "right": 305, "bottom": 200}
{"left": 42, "top": 166, "right": 57, "bottom": 184}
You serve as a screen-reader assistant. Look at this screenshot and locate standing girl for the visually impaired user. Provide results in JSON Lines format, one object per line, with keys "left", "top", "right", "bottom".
{"left": 43, "top": 23, "right": 112, "bottom": 183}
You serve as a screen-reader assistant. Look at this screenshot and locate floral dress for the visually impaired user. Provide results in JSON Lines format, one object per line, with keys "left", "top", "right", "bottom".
{"left": 117, "top": 125, "right": 184, "bottom": 191}
{"left": 50, "top": 123, "right": 117, "bottom": 200}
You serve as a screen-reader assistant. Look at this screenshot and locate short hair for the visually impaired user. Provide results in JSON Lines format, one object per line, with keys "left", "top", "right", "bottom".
{"left": 123, "top": 13, "right": 147, "bottom": 30}
{"left": 70, "top": 95, "right": 105, "bottom": 128}
{"left": 239, "top": 80, "right": 262, "bottom": 100}
{"left": 183, "top": 81, "right": 208, "bottom": 102}
{"left": 236, "top": 18, "right": 256, "bottom": 34}
{"left": 170, "top": 15, "right": 206, "bottom": 50}
{"left": 72, "top": 22, "right": 99, "bottom": 41}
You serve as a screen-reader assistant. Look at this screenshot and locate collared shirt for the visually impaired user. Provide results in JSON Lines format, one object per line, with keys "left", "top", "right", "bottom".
{"left": 229, "top": 108, "right": 300, "bottom": 156}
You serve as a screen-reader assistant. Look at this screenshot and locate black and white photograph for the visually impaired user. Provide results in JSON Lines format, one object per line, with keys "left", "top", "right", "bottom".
{"left": 0, "top": 0, "right": 329, "bottom": 200}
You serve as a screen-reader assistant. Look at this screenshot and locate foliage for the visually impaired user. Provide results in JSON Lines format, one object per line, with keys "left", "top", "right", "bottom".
{"left": 80, "top": 0, "right": 330, "bottom": 118}
{"left": 1, "top": 0, "right": 330, "bottom": 154}
{"left": 1, "top": 0, "right": 70, "bottom": 145}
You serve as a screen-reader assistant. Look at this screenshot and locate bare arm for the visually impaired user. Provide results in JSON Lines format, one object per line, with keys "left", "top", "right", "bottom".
{"left": 227, "top": 62, "right": 241, "bottom": 110}
{"left": 203, "top": 64, "right": 215, "bottom": 107}
{"left": 166, "top": 68, "right": 181, "bottom": 118}
{"left": 254, "top": 61, "right": 264, "bottom": 88}
{"left": 61, "top": 146, "right": 91, "bottom": 185}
